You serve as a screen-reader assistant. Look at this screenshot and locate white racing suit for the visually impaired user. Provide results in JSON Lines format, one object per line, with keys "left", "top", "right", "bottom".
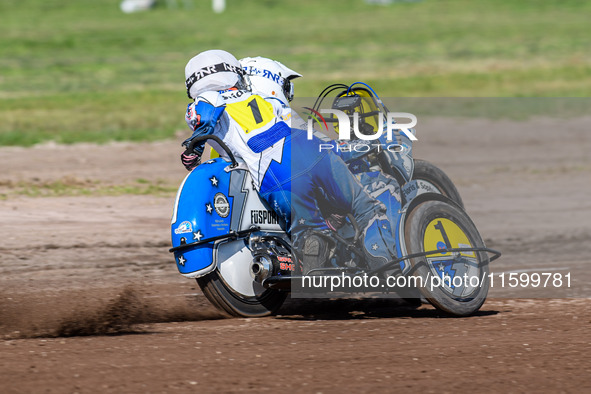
{"left": 184, "top": 89, "right": 400, "bottom": 272}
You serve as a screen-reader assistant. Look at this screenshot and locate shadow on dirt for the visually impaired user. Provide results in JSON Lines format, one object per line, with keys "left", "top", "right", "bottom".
{"left": 277, "top": 298, "right": 499, "bottom": 320}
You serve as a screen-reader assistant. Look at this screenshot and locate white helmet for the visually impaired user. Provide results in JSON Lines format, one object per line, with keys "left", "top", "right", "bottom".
{"left": 240, "top": 56, "right": 302, "bottom": 104}
{"left": 185, "top": 49, "right": 249, "bottom": 99}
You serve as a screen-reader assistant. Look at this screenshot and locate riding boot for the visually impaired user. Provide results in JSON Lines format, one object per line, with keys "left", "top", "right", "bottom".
{"left": 301, "top": 233, "right": 332, "bottom": 275}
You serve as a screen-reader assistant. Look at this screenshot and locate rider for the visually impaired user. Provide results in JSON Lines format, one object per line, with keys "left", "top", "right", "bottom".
{"left": 239, "top": 56, "right": 301, "bottom": 110}
{"left": 238, "top": 56, "right": 405, "bottom": 232}
{"left": 239, "top": 56, "right": 412, "bottom": 174}
{"left": 181, "top": 49, "right": 400, "bottom": 274}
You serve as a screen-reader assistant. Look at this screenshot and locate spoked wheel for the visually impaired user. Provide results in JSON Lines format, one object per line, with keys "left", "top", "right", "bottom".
{"left": 412, "top": 159, "right": 464, "bottom": 208}
{"left": 195, "top": 242, "right": 287, "bottom": 317}
{"left": 404, "top": 200, "right": 489, "bottom": 316}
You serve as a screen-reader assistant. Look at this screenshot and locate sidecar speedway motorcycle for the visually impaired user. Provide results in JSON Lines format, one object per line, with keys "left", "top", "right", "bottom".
{"left": 170, "top": 85, "right": 500, "bottom": 318}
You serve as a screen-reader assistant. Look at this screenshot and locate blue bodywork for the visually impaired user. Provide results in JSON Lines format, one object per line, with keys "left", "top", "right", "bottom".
{"left": 171, "top": 157, "right": 413, "bottom": 277}
{"left": 171, "top": 158, "right": 234, "bottom": 277}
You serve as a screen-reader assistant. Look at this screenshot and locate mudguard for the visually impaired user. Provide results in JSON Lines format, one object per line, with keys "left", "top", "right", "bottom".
{"left": 171, "top": 158, "right": 283, "bottom": 278}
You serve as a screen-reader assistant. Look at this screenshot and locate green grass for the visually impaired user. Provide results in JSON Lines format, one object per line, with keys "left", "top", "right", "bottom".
{"left": 1, "top": 0, "right": 590, "bottom": 146}
{"left": 0, "top": 177, "right": 177, "bottom": 199}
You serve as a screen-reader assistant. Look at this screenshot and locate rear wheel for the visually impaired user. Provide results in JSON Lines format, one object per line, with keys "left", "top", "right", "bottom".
{"left": 195, "top": 240, "right": 287, "bottom": 317}
{"left": 197, "top": 270, "right": 287, "bottom": 317}
{"left": 404, "top": 200, "right": 489, "bottom": 316}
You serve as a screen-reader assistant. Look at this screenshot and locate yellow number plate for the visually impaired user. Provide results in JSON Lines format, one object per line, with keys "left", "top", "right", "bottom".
{"left": 225, "top": 95, "right": 274, "bottom": 134}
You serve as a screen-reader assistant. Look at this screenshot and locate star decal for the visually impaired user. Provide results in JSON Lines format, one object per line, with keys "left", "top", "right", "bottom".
{"left": 178, "top": 255, "right": 186, "bottom": 266}
{"left": 298, "top": 218, "right": 306, "bottom": 225}
{"left": 371, "top": 243, "right": 379, "bottom": 251}
{"left": 438, "top": 263, "right": 445, "bottom": 272}
{"left": 205, "top": 203, "right": 213, "bottom": 214}
{"left": 209, "top": 176, "right": 219, "bottom": 187}
{"left": 193, "top": 230, "right": 203, "bottom": 241}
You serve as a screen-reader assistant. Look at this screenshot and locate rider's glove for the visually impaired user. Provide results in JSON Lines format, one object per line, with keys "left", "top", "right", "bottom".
{"left": 181, "top": 150, "right": 201, "bottom": 171}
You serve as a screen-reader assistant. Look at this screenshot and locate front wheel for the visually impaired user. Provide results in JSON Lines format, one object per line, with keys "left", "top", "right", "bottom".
{"left": 404, "top": 200, "right": 489, "bottom": 316}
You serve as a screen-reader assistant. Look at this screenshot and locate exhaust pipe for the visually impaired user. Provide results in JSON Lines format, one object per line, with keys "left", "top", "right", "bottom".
{"left": 250, "top": 255, "right": 273, "bottom": 283}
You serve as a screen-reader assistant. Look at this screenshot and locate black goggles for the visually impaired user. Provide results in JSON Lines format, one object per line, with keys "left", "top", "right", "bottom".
{"left": 282, "top": 77, "right": 295, "bottom": 102}
{"left": 283, "top": 78, "right": 293, "bottom": 101}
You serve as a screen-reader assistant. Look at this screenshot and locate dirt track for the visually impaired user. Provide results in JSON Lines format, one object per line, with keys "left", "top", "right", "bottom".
{"left": 1, "top": 117, "right": 590, "bottom": 392}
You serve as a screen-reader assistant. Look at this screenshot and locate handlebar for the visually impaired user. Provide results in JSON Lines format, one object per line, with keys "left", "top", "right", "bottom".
{"left": 184, "top": 135, "right": 238, "bottom": 168}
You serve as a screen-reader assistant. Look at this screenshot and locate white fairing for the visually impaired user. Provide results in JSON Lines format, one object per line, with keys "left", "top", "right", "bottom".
{"left": 233, "top": 169, "right": 284, "bottom": 232}
{"left": 213, "top": 171, "right": 284, "bottom": 292}
{"left": 215, "top": 170, "right": 283, "bottom": 293}
{"left": 216, "top": 241, "right": 266, "bottom": 297}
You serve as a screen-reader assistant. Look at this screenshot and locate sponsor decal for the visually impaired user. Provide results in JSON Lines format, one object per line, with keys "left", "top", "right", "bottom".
{"left": 277, "top": 256, "right": 294, "bottom": 271}
{"left": 214, "top": 193, "right": 230, "bottom": 218}
{"left": 221, "top": 89, "right": 245, "bottom": 99}
{"left": 280, "top": 262, "right": 295, "bottom": 271}
{"left": 174, "top": 221, "right": 193, "bottom": 235}
{"left": 250, "top": 209, "right": 280, "bottom": 225}
{"left": 242, "top": 65, "right": 287, "bottom": 85}
{"left": 185, "top": 62, "right": 246, "bottom": 91}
